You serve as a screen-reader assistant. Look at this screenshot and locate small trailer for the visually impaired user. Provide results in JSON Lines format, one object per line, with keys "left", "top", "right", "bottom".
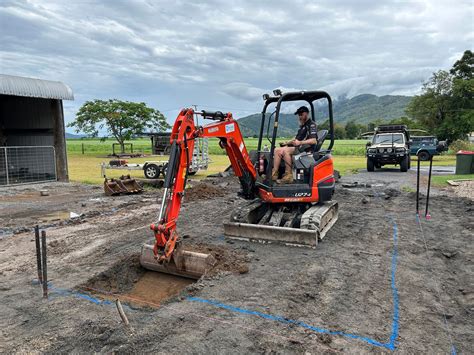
{"left": 101, "top": 138, "right": 210, "bottom": 179}
{"left": 101, "top": 160, "right": 168, "bottom": 179}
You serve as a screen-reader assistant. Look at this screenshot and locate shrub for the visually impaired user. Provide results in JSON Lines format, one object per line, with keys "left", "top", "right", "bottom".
{"left": 448, "top": 139, "right": 474, "bottom": 153}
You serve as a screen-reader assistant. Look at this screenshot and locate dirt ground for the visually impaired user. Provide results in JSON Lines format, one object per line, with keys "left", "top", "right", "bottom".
{"left": 0, "top": 168, "right": 472, "bottom": 353}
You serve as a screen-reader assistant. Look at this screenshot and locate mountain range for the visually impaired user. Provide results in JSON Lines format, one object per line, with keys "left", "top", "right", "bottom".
{"left": 237, "top": 94, "right": 412, "bottom": 136}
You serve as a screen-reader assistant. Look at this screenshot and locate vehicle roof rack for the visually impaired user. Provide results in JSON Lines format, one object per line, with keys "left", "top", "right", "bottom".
{"left": 375, "top": 124, "right": 408, "bottom": 133}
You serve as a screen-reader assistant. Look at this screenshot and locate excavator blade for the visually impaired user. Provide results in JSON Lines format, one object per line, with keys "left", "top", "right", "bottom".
{"left": 140, "top": 244, "right": 216, "bottom": 279}
{"left": 224, "top": 201, "right": 339, "bottom": 248}
{"left": 224, "top": 222, "right": 319, "bottom": 247}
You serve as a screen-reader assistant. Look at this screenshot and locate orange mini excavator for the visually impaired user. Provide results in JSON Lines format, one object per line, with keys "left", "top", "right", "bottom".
{"left": 140, "top": 90, "right": 339, "bottom": 278}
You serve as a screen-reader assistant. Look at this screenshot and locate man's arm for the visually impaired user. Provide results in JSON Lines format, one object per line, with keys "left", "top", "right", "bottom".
{"left": 294, "top": 121, "right": 318, "bottom": 146}
{"left": 293, "top": 138, "right": 316, "bottom": 146}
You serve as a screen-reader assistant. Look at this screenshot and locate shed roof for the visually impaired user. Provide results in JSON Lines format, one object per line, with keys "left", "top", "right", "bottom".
{"left": 0, "top": 74, "right": 74, "bottom": 100}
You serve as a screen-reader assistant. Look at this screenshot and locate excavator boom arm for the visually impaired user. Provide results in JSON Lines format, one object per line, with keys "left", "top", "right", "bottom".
{"left": 151, "top": 108, "right": 256, "bottom": 261}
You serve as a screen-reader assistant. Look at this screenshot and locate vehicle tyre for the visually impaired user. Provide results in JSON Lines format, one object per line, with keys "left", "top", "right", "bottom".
{"left": 407, "top": 155, "right": 411, "bottom": 170}
{"left": 400, "top": 155, "right": 408, "bottom": 172}
{"left": 418, "top": 150, "right": 430, "bottom": 161}
{"left": 144, "top": 164, "right": 160, "bottom": 179}
{"left": 367, "top": 158, "right": 375, "bottom": 172}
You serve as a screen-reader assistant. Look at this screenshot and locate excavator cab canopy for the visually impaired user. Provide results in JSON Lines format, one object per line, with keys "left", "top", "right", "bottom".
{"left": 256, "top": 90, "right": 335, "bottom": 186}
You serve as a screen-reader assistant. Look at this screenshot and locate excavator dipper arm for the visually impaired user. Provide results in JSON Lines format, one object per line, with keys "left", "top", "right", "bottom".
{"left": 151, "top": 108, "right": 256, "bottom": 262}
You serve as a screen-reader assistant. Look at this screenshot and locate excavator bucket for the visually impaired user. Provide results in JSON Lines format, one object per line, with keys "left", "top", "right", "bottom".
{"left": 224, "top": 201, "right": 339, "bottom": 248}
{"left": 140, "top": 244, "right": 216, "bottom": 279}
{"left": 103, "top": 178, "right": 127, "bottom": 196}
{"left": 117, "top": 175, "right": 143, "bottom": 194}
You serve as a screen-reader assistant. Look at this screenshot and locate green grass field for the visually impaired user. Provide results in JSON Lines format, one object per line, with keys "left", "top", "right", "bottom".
{"left": 67, "top": 138, "right": 368, "bottom": 156}
{"left": 66, "top": 138, "right": 464, "bottom": 186}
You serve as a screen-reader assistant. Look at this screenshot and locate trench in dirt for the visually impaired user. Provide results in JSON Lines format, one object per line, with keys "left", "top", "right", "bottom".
{"left": 78, "top": 244, "right": 249, "bottom": 308}
{"left": 78, "top": 254, "right": 194, "bottom": 308}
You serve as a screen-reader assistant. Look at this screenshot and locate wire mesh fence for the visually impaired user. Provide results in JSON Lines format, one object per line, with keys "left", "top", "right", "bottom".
{"left": 0, "top": 146, "right": 57, "bottom": 186}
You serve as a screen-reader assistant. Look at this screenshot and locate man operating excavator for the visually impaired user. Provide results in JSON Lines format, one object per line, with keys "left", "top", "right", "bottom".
{"left": 272, "top": 106, "right": 318, "bottom": 184}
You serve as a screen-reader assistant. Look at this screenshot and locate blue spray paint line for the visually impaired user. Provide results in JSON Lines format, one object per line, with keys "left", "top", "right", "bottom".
{"left": 32, "top": 209, "right": 401, "bottom": 350}
{"left": 187, "top": 218, "right": 401, "bottom": 351}
{"left": 48, "top": 285, "right": 112, "bottom": 305}
{"left": 188, "top": 296, "right": 390, "bottom": 349}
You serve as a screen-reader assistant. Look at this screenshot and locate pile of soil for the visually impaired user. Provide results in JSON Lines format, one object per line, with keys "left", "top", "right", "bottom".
{"left": 185, "top": 182, "right": 227, "bottom": 201}
{"left": 184, "top": 242, "right": 250, "bottom": 276}
{"left": 451, "top": 180, "right": 474, "bottom": 199}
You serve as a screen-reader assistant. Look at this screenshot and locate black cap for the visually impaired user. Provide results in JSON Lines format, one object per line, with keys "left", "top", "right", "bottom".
{"left": 294, "top": 106, "right": 309, "bottom": 115}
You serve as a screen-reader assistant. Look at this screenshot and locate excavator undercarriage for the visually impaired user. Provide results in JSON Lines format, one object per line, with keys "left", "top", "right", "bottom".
{"left": 224, "top": 200, "right": 338, "bottom": 247}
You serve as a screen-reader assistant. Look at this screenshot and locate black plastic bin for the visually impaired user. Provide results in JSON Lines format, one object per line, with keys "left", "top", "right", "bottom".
{"left": 455, "top": 150, "right": 474, "bottom": 174}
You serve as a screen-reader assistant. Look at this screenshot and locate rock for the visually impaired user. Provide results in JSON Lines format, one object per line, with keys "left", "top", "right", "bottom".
{"left": 442, "top": 251, "right": 458, "bottom": 259}
{"left": 81, "top": 203, "right": 87, "bottom": 207}
{"left": 384, "top": 188, "right": 401, "bottom": 198}
{"left": 40, "top": 190, "right": 49, "bottom": 196}
{"left": 49, "top": 240, "right": 59, "bottom": 247}
{"left": 361, "top": 197, "right": 369, "bottom": 204}
{"left": 238, "top": 265, "right": 249, "bottom": 274}
{"left": 318, "top": 334, "right": 332, "bottom": 345}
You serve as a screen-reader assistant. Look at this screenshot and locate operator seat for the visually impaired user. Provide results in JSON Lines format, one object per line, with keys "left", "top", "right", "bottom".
{"left": 293, "top": 130, "right": 328, "bottom": 170}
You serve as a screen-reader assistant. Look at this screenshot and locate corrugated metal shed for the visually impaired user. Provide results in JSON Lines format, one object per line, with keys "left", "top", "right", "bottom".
{"left": 0, "top": 74, "right": 74, "bottom": 100}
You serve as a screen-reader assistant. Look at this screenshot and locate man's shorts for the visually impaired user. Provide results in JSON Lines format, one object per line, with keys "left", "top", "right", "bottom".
{"left": 291, "top": 146, "right": 305, "bottom": 155}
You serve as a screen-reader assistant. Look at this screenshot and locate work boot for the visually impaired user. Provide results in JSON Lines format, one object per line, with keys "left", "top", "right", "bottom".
{"left": 271, "top": 170, "right": 279, "bottom": 181}
{"left": 277, "top": 171, "right": 293, "bottom": 184}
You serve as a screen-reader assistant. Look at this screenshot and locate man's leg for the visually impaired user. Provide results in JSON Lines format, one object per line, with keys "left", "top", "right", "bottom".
{"left": 273, "top": 147, "right": 282, "bottom": 173}
{"left": 281, "top": 147, "right": 295, "bottom": 171}
{"left": 272, "top": 147, "right": 284, "bottom": 179}
{"left": 277, "top": 147, "right": 295, "bottom": 184}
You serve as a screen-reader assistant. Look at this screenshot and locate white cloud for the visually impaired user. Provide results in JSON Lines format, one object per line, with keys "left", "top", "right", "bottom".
{"left": 0, "top": 0, "right": 472, "bottom": 128}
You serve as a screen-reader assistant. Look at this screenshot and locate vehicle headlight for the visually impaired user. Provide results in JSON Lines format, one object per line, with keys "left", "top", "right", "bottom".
{"left": 368, "top": 148, "right": 376, "bottom": 153}
{"left": 387, "top": 148, "right": 393, "bottom": 153}
{"left": 396, "top": 148, "right": 405, "bottom": 152}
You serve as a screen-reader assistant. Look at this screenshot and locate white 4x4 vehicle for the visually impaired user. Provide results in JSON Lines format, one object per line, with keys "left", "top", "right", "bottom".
{"left": 366, "top": 125, "right": 411, "bottom": 172}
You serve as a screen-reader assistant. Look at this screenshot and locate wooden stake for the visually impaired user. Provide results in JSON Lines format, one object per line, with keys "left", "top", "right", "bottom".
{"left": 115, "top": 299, "right": 130, "bottom": 327}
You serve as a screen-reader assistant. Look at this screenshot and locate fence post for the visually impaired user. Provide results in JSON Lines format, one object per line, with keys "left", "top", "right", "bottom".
{"left": 35, "top": 226, "right": 43, "bottom": 284}
{"left": 82, "top": 143, "right": 85, "bottom": 155}
{"left": 4, "top": 147, "right": 9, "bottom": 185}
{"left": 41, "top": 230, "right": 48, "bottom": 299}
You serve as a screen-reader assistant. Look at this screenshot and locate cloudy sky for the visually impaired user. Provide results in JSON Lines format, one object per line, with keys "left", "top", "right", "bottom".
{"left": 1, "top": 0, "right": 472, "bottom": 129}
